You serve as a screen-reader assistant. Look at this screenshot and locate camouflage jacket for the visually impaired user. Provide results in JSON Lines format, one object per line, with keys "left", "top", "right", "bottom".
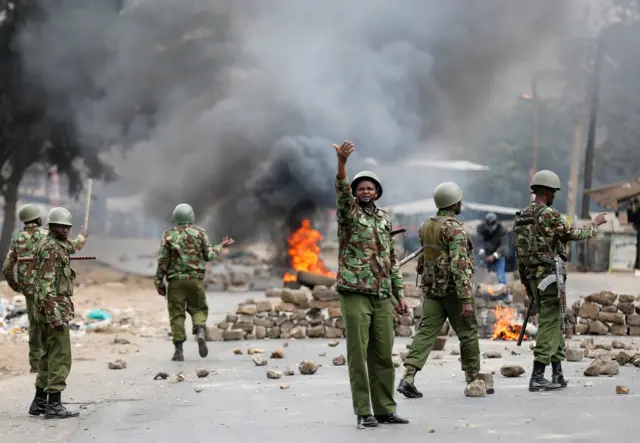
{"left": 33, "top": 231, "right": 77, "bottom": 327}
{"left": 416, "top": 209, "right": 474, "bottom": 302}
{"left": 2, "top": 223, "right": 86, "bottom": 296}
{"left": 514, "top": 202, "right": 597, "bottom": 282}
{"left": 335, "top": 176, "right": 404, "bottom": 299}
{"left": 154, "top": 224, "right": 224, "bottom": 287}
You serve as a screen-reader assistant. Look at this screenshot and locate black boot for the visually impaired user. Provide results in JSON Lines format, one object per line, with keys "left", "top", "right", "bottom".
{"left": 28, "top": 388, "right": 47, "bottom": 416}
{"left": 195, "top": 326, "right": 208, "bottom": 358}
{"left": 356, "top": 415, "right": 378, "bottom": 429}
{"left": 44, "top": 392, "right": 79, "bottom": 419}
{"left": 529, "top": 361, "right": 562, "bottom": 392}
{"left": 551, "top": 361, "right": 567, "bottom": 388}
{"left": 397, "top": 379, "right": 423, "bottom": 398}
{"left": 375, "top": 413, "right": 410, "bottom": 424}
{"left": 172, "top": 341, "right": 184, "bottom": 361}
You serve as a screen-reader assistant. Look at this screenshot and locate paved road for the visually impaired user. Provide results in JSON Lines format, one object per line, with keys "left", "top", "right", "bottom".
{"left": 2, "top": 282, "right": 639, "bottom": 443}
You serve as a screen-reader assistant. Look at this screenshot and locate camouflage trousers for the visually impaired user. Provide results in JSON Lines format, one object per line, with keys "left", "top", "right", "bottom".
{"left": 404, "top": 296, "right": 480, "bottom": 379}
{"left": 167, "top": 279, "right": 208, "bottom": 343}
{"left": 26, "top": 294, "right": 43, "bottom": 371}
{"left": 35, "top": 324, "right": 72, "bottom": 393}
{"left": 339, "top": 292, "right": 396, "bottom": 416}
{"left": 533, "top": 280, "right": 565, "bottom": 365}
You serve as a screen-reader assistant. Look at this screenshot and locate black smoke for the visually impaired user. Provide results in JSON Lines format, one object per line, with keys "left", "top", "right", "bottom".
{"left": 16, "top": 0, "right": 575, "bottom": 240}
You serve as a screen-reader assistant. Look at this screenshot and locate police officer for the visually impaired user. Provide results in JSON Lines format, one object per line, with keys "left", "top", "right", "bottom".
{"left": 333, "top": 141, "right": 409, "bottom": 429}
{"left": 154, "top": 203, "right": 234, "bottom": 361}
{"left": 3, "top": 204, "right": 87, "bottom": 374}
{"left": 397, "top": 182, "right": 488, "bottom": 398}
{"left": 514, "top": 170, "right": 606, "bottom": 391}
{"left": 29, "top": 208, "right": 80, "bottom": 418}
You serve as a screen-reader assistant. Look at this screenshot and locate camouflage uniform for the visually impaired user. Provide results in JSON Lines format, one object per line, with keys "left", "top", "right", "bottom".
{"left": 335, "top": 173, "right": 404, "bottom": 418}
{"left": 514, "top": 201, "right": 597, "bottom": 388}
{"left": 154, "top": 204, "right": 224, "bottom": 360}
{"left": 30, "top": 207, "right": 80, "bottom": 419}
{"left": 2, "top": 212, "right": 86, "bottom": 372}
{"left": 399, "top": 207, "right": 482, "bottom": 395}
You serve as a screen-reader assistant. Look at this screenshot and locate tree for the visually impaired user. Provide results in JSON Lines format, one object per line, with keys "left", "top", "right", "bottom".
{"left": 0, "top": 0, "right": 116, "bottom": 268}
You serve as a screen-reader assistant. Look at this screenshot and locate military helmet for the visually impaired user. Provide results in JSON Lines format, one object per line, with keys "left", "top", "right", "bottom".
{"left": 433, "top": 182, "right": 463, "bottom": 209}
{"left": 18, "top": 204, "right": 42, "bottom": 223}
{"left": 47, "top": 207, "right": 73, "bottom": 226}
{"left": 530, "top": 170, "right": 561, "bottom": 191}
{"left": 485, "top": 212, "right": 498, "bottom": 226}
{"left": 351, "top": 170, "right": 383, "bottom": 200}
{"left": 172, "top": 203, "right": 195, "bottom": 225}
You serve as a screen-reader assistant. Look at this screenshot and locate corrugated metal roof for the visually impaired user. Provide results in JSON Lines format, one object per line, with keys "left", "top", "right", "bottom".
{"left": 385, "top": 199, "right": 519, "bottom": 216}
{"left": 585, "top": 178, "right": 640, "bottom": 210}
{"left": 362, "top": 157, "right": 490, "bottom": 171}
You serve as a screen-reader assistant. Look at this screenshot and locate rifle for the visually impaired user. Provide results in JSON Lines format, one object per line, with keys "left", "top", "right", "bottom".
{"left": 398, "top": 246, "right": 425, "bottom": 267}
{"left": 536, "top": 255, "right": 567, "bottom": 330}
{"left": 517, "top": 281, "right": 538, "bottom": 346}
{"left": 391, "top": 227, "right": 407, "bottom": 236}
{"left": 17, "top": 256, "right": 97, "bottom": 262}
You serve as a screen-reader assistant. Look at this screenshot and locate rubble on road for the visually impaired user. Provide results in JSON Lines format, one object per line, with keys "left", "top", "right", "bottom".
{"left": 108, "top": 359, "right": 127, "bottom": 370}
{"left": 208, "top": 285, "right": 452, "bottom": 340}
{"left": 569, "top": 291, "right": 640, "bottom": 336}
{"left": 153, "top": 371, "right": 169, "bottom": 380}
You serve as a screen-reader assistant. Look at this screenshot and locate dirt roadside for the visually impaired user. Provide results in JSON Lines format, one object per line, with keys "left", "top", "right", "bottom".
{"left": 0, "top": 264, "right": 169, "bottom": 380}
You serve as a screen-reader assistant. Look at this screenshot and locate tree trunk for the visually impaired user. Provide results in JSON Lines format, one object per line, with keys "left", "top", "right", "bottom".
{"left": 0, "top": 179, "right": 19, "bottom": 274}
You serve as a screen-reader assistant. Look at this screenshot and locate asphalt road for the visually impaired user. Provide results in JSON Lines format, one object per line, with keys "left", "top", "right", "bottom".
{"left": 2, "top": 279, "right": 639, "bottom": 443}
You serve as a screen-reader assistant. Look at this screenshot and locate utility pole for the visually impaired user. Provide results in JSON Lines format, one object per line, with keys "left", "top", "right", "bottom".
{"left": 567, "top": 116, "right": 582, "bottom": 227}
{"left": 581, "top": 34, "right": 604, "bottom": 219}
{"left": 530, "top": 75, "right": 539, "bottom": 182}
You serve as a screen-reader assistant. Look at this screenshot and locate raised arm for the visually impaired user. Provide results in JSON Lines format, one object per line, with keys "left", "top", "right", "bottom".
{"left": 202, "top": 231, "right": 234, "bottom": 261}
{"left": 540, "top": 208, "right": 598, "bottom": 242}
{"left": 333, "top": 141, "right": 357, "bottom": 224}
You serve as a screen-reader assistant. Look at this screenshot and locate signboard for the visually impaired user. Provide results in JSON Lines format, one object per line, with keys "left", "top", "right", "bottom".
{"left": 608, "top": 234, "right": 637, "bottom": 272}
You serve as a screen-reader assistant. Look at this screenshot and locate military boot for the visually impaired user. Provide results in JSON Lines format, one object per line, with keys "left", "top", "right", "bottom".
{"left": 397, "top": 379, "right": 423, "bottom": 398}
{"left": 356, "top": 415, "right": 378, "bottom": 429}
{"left": 468, "top": 371, "right": 495, "bottom": 395}
{"left": 28, "top": 388, "right": 48, "bottom": 416}
{"left": 551, "top": 361, "right": 567, "bottom": 388}
{"left": 44, "top": 392, "right": 79, "bottom": 419}
{"left": 529, "top": 361, "right": 562, "bottom": 392}
{"left": 172, "top": 341, "right": 184, "bottom": 361}
{"left": 195, "top": 326, "right": 208, "bottom": 358}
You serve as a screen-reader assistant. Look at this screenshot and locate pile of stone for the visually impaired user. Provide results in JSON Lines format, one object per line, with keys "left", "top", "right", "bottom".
{"left": 206, "top": 283, "right": 434, "bottom": 341}
{"left": 568, "top": 291, "right": 640, "bottom": 336}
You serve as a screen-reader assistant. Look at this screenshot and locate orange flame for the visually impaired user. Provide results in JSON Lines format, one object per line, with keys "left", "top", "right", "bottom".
{"left": 282, "top": 219, "right": 336, "bottom": 282}
{"left": 491, "top": 306, "right": 527, "bottom": 341}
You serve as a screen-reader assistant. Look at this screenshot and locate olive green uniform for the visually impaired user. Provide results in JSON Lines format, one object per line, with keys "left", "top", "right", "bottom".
{"left": 514, "top": 170, "right": 598, "bottom": 391}
{"left": 335, "top": 171, "right": 405, "bottom": 418}
{"left": 402, "top": 207, "right": 480, "bottom": 385}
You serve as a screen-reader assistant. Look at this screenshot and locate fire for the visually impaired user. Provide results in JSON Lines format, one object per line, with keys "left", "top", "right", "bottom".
{"left": 491, "top": 306, "right": 527, "bottom": 341}
{"left": 282, "top": 219, "right": 336, "bottom": 282}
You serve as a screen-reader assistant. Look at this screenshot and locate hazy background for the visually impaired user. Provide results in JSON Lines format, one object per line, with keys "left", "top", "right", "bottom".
{"left": 14, "top": 0, "right": 614, "bottom": 240}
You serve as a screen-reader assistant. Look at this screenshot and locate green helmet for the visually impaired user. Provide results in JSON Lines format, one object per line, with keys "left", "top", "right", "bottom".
{"left": 47, "top": 207, "right": 73, "bottom": 226}
{"left": 351, "top": 170, "right": 383, "bottom": 200}
{"left": 530, "top": 170, "right": 561, "bottom": 191}
{"left": 18, "top": 204, "right": 42, "bottom": 223}
{"left": 172, "top": 203, "right": 195, "bottom": 225}
{"left": 433, "top": 182, "right": 463, "bottom": 209}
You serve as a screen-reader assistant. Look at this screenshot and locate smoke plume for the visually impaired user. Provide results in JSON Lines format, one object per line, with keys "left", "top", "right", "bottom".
{"left": 17, "top": 0, "right": 574, "bottom": 240}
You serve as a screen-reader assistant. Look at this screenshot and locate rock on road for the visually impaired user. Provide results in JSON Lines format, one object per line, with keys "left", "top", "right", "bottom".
{"left": 1, "top": 273, "right": 638, "bottom": 443}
